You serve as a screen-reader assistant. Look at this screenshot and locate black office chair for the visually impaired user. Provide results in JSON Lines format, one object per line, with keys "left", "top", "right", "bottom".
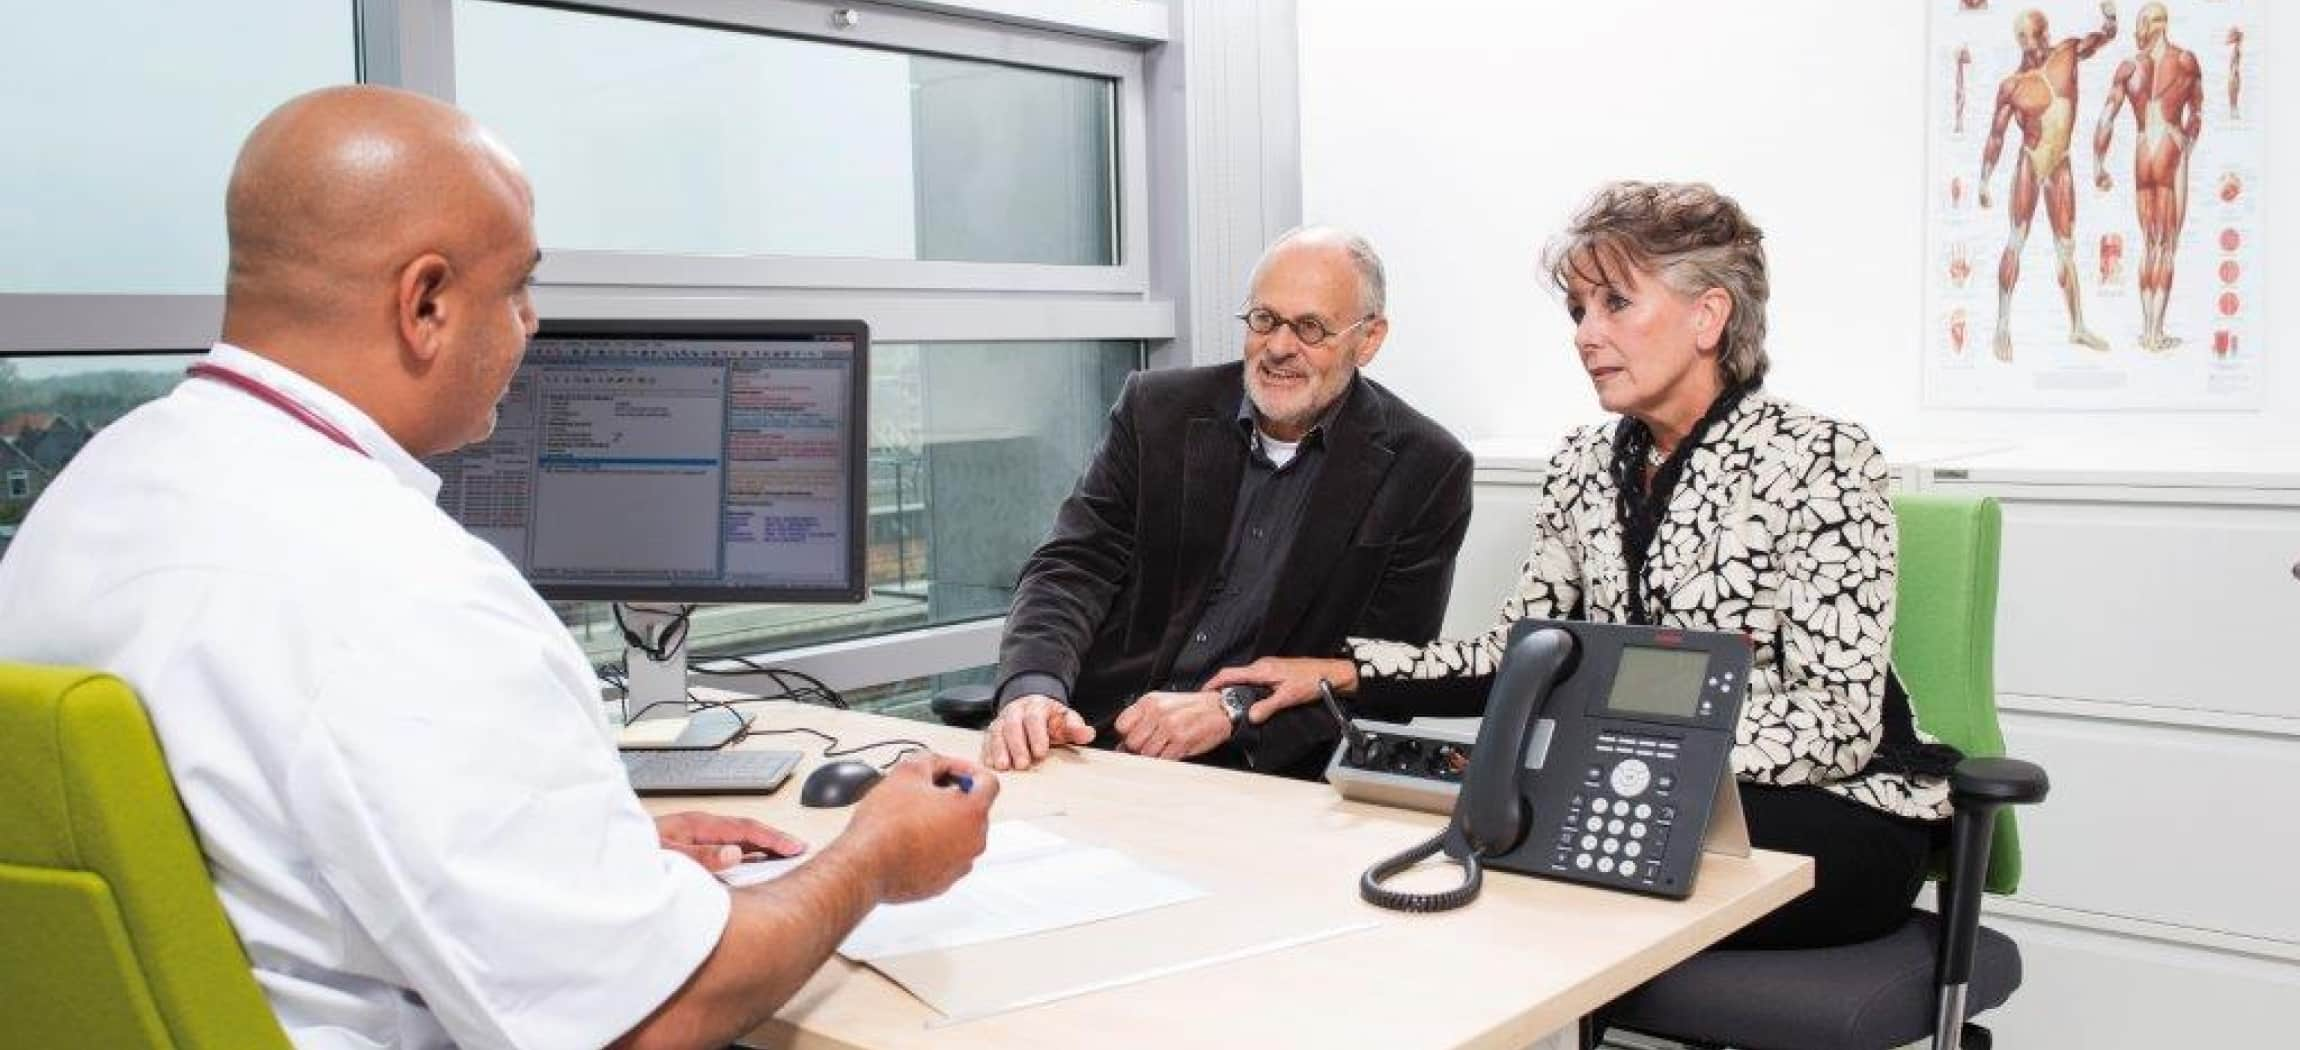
{"left": 1602, "top": 759, "right": 2046, "bottom": 1050}
{"left": 929, "top": 683, "right": 999, "bottom": 730}
{"left": 1602, "top": 495, "right": 2047, "bottom": 1050}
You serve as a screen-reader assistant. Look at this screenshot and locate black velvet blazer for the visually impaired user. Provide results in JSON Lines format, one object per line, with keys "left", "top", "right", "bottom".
{"left": 995, "top": 361, "right": 1473, "bottom": 777}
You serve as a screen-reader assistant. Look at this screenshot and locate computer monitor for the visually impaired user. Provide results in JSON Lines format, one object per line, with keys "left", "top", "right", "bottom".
{"left": 429, "top": 319, "right": 870, "bottom": 605}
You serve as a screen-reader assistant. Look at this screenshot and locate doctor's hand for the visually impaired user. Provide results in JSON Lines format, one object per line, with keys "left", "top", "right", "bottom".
{"left": 1205, "top": 656, "right": 1357, "bottom": 725}
{"left": 981, "top": 694, "right": 1095, "bottom": 771}
{"left": 841, "top": 753, "right": 999, "bottom": 903}
{"left": 653, "top": 811, "right": 807, "bottom": 872}
{"left": 1113, "top": 691, "right": 1230, "bottom": 761}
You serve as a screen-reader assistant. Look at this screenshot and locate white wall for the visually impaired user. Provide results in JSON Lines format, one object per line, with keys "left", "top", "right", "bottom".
{"left": 1301, "top": 0, "right": 2296, "bottom": 455}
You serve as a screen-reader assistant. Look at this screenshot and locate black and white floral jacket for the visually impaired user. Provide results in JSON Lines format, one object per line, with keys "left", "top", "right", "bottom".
{"left": 1351, "top": 391, "right": 1952, "bottom": 822}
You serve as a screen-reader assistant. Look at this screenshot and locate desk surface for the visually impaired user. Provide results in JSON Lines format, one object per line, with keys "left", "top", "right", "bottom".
{"left": 646, "top": 702, "right": 1812, "bottom": 1050}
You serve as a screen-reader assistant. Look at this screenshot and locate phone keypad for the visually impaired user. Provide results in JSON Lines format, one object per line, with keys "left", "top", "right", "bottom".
{"left": 1555, "top": 709, "right": 1714, "bottom": 889}
{"left": 1558, "top": 788, "right": 1677, "bottom": 887}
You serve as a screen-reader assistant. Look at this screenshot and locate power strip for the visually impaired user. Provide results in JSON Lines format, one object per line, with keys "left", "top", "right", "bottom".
{"left": 1323, "top": 717, "right": 1476, "bottom": 815}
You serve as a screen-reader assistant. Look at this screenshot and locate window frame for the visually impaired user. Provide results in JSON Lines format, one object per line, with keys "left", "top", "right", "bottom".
{"left": 4, "top": 0, "right": 1177, "bottom": 349}
{"left": 0, "top": 0, "right": 1243, "bottom": 695}
{"left": 386, "top": 0, "right": 1154, "bottom": 296}
{"left": 5, "top": 470, "right": 29, "bottom": 499}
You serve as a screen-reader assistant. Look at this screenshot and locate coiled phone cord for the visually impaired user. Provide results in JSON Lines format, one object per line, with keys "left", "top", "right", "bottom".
{"left": 1360, "top": 829, "right": 1483, "bottom": 912}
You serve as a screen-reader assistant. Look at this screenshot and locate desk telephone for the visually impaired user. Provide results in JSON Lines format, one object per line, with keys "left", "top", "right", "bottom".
{"left": 1344, "top": 619, "right": 1751, "bottom": 911}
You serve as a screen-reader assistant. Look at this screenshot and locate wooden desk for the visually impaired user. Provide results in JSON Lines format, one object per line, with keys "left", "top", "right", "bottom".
{"left": 645, "top": 702, "right": 1811, "bottom": 1050}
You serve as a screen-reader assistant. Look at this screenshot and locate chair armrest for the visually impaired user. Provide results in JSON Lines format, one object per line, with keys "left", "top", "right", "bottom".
{"left": 1950, "top": 756, "right": 2050, "bottom": 809}
{"left": 1936, "top": 754, "right": 2050, "bottom": 1021}
{"left": 929, "top": 684, "right": 998, "bottom": 730}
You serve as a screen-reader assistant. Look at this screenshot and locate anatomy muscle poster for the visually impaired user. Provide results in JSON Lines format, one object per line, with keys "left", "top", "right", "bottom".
{"left": 1926, "top": 0, "right": 2264, "bottom": 408}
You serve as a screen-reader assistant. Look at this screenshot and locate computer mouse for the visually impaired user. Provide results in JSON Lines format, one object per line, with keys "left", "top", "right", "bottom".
{"left": 799, "top": 759, "right": 884, "bottom": 808}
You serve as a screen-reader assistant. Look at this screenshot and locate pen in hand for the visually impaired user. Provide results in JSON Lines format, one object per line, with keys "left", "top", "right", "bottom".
{"left": 935, "top": 772, "right": 975, "bottom": 794}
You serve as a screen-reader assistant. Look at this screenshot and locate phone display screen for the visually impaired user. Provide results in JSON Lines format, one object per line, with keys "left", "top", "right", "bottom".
{"left": 1605, "top": 645, "right": 1709, "bottom": 718}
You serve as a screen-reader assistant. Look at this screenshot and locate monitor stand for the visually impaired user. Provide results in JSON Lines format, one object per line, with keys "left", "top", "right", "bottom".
{"left": 619, "top": 603, "right": 692, "bottom": 722}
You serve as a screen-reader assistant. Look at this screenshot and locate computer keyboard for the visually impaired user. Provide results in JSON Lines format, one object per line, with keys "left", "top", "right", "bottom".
{"left": 619, "top": 748, "right": 801, "bottom": 795}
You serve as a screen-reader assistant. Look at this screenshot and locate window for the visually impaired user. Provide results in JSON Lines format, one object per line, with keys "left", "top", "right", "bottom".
{"left": 559, "top": 339, "right": 1140, "bottom": 664}
{"left": 454, "top": 0, "right": 1118, "bottom": 266}
{"left": 442, "top": 1, "right": 1166, "bottom": 686}
{"left": 0, "top": 0, "right": 1183, "bottom": 699}
{"left": 0, "top": 1, "right": 356, "bottom": 293}
{"left": 0, "top": 352, "right": 193, "bottom": 539}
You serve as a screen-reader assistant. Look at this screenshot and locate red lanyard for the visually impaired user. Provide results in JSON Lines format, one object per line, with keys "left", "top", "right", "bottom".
{"left": 186, "top": 362, "right": 370, "bottom": 460}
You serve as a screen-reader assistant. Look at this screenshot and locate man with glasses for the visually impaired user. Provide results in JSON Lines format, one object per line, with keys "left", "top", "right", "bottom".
{"left": 981, "top": 227, "right": 1472, "bottom": 778}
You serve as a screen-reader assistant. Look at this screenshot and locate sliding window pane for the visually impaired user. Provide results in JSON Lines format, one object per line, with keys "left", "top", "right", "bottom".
{"left": 0, "top": 2, "right": 356, "bottom": 293}
{"left": 453, "top": 0, "right": 1117, "bottom": 265}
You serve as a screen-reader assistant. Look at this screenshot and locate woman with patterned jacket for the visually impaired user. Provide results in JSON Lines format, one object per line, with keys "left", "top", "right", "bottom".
{"left": 1209, "top": 181, "right": 1958, "bottom": 949}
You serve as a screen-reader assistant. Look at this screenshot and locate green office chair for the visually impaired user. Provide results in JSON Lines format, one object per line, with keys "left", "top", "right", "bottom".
{"left": 1603, "top": 493, "right": 2049, "bottom": 1050}
{"left": 0, "top": 663, "right": 291, "bottom": 1049}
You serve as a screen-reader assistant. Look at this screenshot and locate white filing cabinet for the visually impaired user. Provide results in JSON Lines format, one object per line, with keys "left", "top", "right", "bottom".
{"left": 1451, "top": 440, "right": 2300, "bottom": 1047}
{"left": 1922, "top": 444, "right": 2300, "bottom": 1048}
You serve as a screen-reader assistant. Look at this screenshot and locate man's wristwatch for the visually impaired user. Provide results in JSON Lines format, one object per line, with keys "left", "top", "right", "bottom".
{"left": 1218, "top": 685, "right": 1266, "bottom": 730}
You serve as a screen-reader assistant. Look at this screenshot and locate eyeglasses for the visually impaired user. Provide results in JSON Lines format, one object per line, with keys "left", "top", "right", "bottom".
{"left": 1236, "top": 307, "right": 1376, "bottom": 348}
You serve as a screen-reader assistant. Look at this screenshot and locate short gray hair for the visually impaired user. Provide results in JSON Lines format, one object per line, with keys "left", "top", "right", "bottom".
{"left": 1543, "top": 182, "right": 1770, "bottom": 388}
{"left": 1248, "top": 225, "right": 1387, "bottom": 319}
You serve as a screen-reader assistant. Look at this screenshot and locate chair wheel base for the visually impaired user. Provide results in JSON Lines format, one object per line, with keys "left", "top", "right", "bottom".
{"left": 1961, "top": 1023, "right": 1993, "bottom": 1050}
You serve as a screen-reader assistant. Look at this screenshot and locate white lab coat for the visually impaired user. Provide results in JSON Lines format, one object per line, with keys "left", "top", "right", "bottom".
{"left": 0, "top": 344, "right": 728, "bottom": 1049}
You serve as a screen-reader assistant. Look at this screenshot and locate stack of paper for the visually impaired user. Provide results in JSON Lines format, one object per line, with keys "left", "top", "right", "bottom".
{"left": 718, "top": 819, "right": 1379, "bottom": 1022}
{"left": 718, "top": 820, "right": 1207, "bottom": 961}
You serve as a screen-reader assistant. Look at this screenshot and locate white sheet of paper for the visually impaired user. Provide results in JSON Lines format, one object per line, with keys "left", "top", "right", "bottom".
{"left": 717, "top": 853, "right": 805, "bottom": 887}
{"left": 714, "top": 820, "right": 1206, "bottom": 962}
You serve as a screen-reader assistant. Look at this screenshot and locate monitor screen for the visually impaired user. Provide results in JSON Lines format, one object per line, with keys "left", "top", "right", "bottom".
{"left": 1604, "top": 644, "right": 1709, "bottom": 719}
{"left": 429, "top": 320, "right": 869, "bottom": 603}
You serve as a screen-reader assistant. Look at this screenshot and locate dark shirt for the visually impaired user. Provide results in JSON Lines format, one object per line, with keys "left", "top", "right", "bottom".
{"left": 997, "top": 383, "right": 1347, "bottom": 707}
{"left": 1160, "top": 395, "right": 1331, "bottom": 692}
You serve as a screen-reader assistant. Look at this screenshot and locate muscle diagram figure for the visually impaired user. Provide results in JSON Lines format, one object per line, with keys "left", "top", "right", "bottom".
{"left": 1956, "top": 46, "right": 1974, "bottom": 133}
{"left": 2099, "top": 232, "right": 2125, "bottom": 287}
{"left": 2225, "top": 27, "right": 2243, "bottom": 120}
{"left": 2096, "top": 2, "right": 2203, "bottom": 352}
{"left": 1981, "top": 2, "right": 2119, "bottom": 361}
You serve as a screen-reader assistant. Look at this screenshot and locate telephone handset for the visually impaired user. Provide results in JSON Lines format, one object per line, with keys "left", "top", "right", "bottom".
{"left": 1359, "top": 618, "right": 1751, "bottom": 912}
